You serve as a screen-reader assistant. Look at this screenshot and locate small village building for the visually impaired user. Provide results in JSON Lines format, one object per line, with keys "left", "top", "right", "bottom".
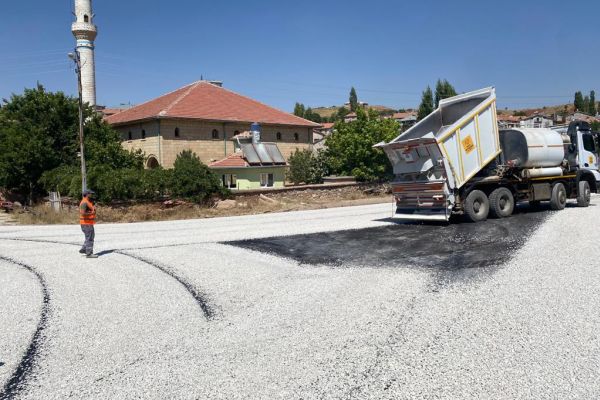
{"left": 105, "top": 80, "right": 320, "bottom": 168}
{"left": 209, "top": 128, "right": 287, "bottom": 190}
{"left": 344, "top": 112, "right": 357, "bottom": 122}
{"left": 520, "top": 114, "right": 553, "bottom": 128}
{"left": 392, "top": 111, "right": 417, "bottom": 129}
{"left": 496, "top": 114, "right": 522, "bottom": 129}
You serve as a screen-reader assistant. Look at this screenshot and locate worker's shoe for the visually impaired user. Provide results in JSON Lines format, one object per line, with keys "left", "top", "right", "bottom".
{"left": 79, "top": 248, "right": 86, "bottom": 254}
{"left": 86, "top": 254, "right": 98, "bottom": 258}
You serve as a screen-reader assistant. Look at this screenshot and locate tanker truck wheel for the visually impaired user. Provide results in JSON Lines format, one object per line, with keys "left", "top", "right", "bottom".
{"left": 577, "top": 180, "right": 591, "bottom": 207}
{"left": 550, "top": 182, "right": 567, "bottom": 211}
{"left": 464, "top": 190, "right": 489, "bottom": 222}
{"left": 489, "top": 187, "right": 514, "bottom": 218}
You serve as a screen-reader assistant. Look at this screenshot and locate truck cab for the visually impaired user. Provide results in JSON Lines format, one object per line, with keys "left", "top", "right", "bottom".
{"left": 554, "top": 121, "right": 600, "bottom": 184}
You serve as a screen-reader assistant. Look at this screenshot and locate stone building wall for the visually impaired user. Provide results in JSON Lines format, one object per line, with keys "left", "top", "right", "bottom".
{"left": 115, "top": 118, "right": 313, "bottom": 168}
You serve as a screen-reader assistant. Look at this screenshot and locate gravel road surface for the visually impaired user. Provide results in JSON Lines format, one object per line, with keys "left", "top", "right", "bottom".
{"left": 1, "top": 198, "right": 599, "bottom": 399}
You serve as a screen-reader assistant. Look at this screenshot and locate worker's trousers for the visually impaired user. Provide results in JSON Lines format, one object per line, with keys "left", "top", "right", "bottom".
{"left": 80, "top": 225, "right": 95, "bottom": 255}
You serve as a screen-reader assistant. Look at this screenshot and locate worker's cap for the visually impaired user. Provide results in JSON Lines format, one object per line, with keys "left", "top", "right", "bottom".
{"left": 83, "top": 189, "right": 95, "bottom": 196}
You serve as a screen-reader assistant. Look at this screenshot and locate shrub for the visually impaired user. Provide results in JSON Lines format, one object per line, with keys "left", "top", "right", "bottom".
{"left": 170, "top": 150, "right": 227, "bottom": 202}
{"left": 287, "top": 149, "right": 329, "bottom": 185}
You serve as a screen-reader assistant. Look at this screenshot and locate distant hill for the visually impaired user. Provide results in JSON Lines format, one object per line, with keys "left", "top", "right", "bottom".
{"left": 312, "top": 105, "right": 397, "bottom": 118}
{"left": 497, "top": 104, "right": 575, "bottom": 117}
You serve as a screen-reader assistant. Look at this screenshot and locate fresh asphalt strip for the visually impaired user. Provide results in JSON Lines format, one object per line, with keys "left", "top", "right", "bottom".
{"left": 0, "top": 238, "right": 216, "bottom": 320}
{"left": 227, "top": 205, "right": 550, "bottom": 274}
{"left": 0, "top": 256, "right": 50, "bottom": 400}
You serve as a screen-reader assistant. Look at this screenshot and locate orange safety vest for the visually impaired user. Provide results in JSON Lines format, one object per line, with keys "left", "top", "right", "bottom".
{"left": 79, "top": 197, "right": 96, "bottom": 225}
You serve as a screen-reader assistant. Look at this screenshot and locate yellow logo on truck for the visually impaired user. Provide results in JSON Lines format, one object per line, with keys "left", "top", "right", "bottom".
{"left": 461, "top": 135, "right": 476, "bottom": 154}
{"left": 589, "top": 155, "right": 595, "bottom": 165}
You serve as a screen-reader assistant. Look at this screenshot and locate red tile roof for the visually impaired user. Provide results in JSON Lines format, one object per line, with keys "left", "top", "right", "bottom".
{"left": 209, "top": 153, "right": 249, "bottom": 168}
{"left": 392, "top": 111, "right": 417, "bottom": 119}
{"left": 105, "top": 81, "right": 320, "bottom": 127}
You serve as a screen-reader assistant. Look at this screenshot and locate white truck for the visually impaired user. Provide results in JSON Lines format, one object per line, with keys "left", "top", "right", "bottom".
{"left": 377, "top": 87, "right": 599, "bottom": 222}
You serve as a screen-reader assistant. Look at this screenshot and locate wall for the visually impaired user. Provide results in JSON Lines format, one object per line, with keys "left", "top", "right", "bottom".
{"left": 117, "top": 120, "right": 161, "bottom": 165}
{"left": 214, "top": 167, "right": 286, "bottom": 190}
{"left": 115, "top": 118, "right": 313, "bottom": 168}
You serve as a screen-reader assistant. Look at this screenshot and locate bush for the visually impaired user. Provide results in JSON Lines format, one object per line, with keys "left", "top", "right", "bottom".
{"left": 287, "top": 149, "right": 329, "bottom": 185}
{"left": 170, "top": 150, "right": 227, "bottom": 202}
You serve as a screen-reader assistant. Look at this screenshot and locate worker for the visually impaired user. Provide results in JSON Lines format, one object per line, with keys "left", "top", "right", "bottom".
{"left": 79, "top": 189, "right": 98, "bottom": 258}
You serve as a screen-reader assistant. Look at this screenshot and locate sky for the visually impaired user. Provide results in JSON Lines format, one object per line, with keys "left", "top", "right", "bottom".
{"left": 1, "top": 0, "right": 599, "bottom": 112}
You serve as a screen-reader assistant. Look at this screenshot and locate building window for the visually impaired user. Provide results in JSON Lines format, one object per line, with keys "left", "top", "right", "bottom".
{"left": 128, "top": 131, "right": 132, "bottom": 140}
{"left": 174, "top": 127, "right": 180, "bottom": 137}
{"left": 212, "top": 129, "right": 219, "bottom": 139}
{"left": 294, "top": 132, "right": 299, "bottom": 142}
{"left": 222, "top": 174, "right": 237, "bottom": 189}
{"left": 146, "top": 156, "right": 159, "bottom": 169}
{"left": 141, "top": 129, "right": 146, "bottom": 139}
{"left": 84, "top": 14, "right": 89, "bottom": 23}
{"left": 276, "top": 132, "right": 282, "bottom": 141}
{"left": 260, "top": 173, "right": 274, "bottom": 187}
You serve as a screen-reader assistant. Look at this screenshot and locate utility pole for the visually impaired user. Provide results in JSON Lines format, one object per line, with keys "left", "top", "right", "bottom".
{"left": 69, "top": 50, "right": 87, "bottom": 193}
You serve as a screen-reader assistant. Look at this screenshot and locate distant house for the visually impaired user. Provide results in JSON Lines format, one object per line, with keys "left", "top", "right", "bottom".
{"left": 392, "top": 111, "right": 417, "bottom": 129}
{"left": 209, "top": 127, "right": 287, "bottom": 190}
{"left": 313, "top": 122, "right": 334, "bottom": 143}
{"left": 566, "top": 112, "right": 600, "bottom": 125}
{"left": 105, "top": 80, "right": 319, "bottom": 169}
{"left": 497, "top": 114, "right": 522, "bottom": 129}
{"left": 520, "top": 114, "right": 553, "bottom": 128}
{"left": 344, "top": 112, "right": 357, "bottom": 122}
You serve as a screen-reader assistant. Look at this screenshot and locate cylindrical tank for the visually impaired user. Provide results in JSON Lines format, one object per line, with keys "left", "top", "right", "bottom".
{"left": 499, "top": 128, "right": 567, "bottom": 168}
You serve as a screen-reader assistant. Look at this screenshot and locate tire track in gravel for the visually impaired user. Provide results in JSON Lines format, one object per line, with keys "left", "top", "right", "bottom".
{"left": 0, "top": 238, "right": 216, "bottom": 320}
{"left": 0, "top": 256, "right": 50, "bottom": 400}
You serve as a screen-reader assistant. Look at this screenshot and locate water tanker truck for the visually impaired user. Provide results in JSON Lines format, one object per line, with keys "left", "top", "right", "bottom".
{"left": 376, "top": 87, "right": 599, "bottom": 222}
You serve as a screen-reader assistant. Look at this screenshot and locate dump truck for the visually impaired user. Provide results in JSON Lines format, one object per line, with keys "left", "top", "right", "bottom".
{"left": 377, "top": 87, "right": 598, "bottom": 222}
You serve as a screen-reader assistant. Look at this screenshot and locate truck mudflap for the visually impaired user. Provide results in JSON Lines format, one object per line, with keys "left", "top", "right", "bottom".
{"left": 392, "top": 181, "right": 451, "bottom": 221}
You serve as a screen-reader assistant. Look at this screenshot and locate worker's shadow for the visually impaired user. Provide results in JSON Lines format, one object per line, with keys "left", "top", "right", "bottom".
{"left": 95, "top": 249, "right": 117, "bottom": 257}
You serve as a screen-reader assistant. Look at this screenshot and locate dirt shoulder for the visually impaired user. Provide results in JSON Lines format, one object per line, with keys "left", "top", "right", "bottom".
{"left": 14, "top": 184, "right": 392, "bottom": 225}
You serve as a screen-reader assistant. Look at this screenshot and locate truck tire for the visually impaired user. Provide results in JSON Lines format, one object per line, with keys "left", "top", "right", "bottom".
{"left": 550, "top": 182, "right": 567, "bottom": 211}
{"left": 489, "top": 187, "right": 514, "bottom": 218}
{"left": 577, "top": 180, "right": 591, "bottom": 207}
{"left": 464, "top": 190, "right": 489, "bottom": 222}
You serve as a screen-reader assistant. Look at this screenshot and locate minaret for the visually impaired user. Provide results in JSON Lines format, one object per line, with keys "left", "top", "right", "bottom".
{"left": 71, "top": 0, "right": 97, "bottom": 106}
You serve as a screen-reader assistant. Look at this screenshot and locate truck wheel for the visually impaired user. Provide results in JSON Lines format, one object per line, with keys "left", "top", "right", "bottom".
{"left": 464, "top": 190, "right": 489, "bottom": 222}
{"left": 550, "top": 182, "right": 567, "bottom": 211}
{"left": 577, "top": 180, "right": 591, "bottom": 207}
{"left": 489, "top": 187, "right": 514, "bottom": 218}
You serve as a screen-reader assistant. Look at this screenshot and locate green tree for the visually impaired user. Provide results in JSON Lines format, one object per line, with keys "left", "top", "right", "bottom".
{"left": 349, "top": 87, "right": 358, "bottom": 111}
{"left": 574, "top": 91, "right": 585, "bottom": 112}
{"left": 286, "top": 149, "right": 328, "bottom": 185}
{"left": 293, "top": 102, "right": 306, "bottom": 117}
{"left": 434, "top": 79, "right": 457, "bottom": 108}
{"left": 417, "top": 86, "right": 434, "bottom": 120}
{"left": 170, "top": 150, "right": 225, "bottom": 202}
{"left": 0, "top": 85, "right": 143, "bottom": 201}
{"left": 589, "top": 90, "right": 596, "bottom": 115}
{"left": 583, "top": 96, "right": 590, "bottom": 114}
{"left": 325, "top": 108, "right": 400, "bottom": 181}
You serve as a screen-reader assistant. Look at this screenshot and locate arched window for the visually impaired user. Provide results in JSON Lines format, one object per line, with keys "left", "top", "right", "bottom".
{"left": 294, "top": 132, "right": 299, "bottom": 142}
{"left": 84, "top": 14, "right": 89, "bottom": 23}
{"left": 212, "top": 129, "right": 219, "bottom": 139}
{"left": 146, "top": 156, "right": 159, "bottom": 169}
{"left": 174, "top": 127, "right": 180, "bottom": 137}
{"left": 276, "top": 132, "right": 282, "bottom": 140}
{"left": 141, "top": 129, "right": 146, "bottom": 139}
{"left": 127, "top": 131, "right": 132, "bottom": 140}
